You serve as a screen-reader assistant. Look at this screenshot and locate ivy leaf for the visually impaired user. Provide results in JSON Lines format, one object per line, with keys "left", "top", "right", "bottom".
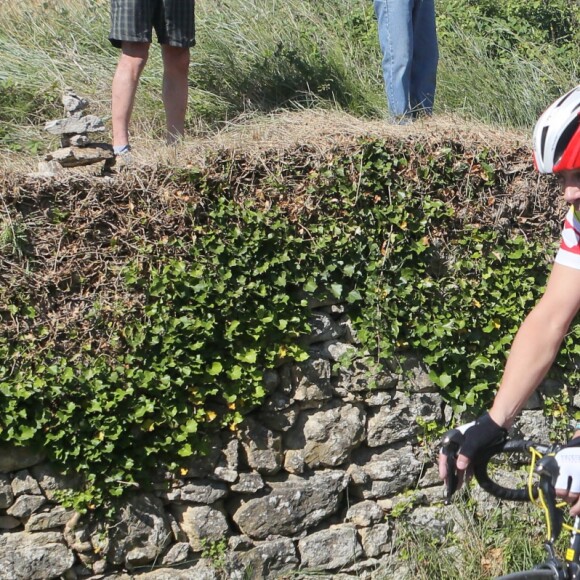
{"left": 330, "top": 283, "right": 343, "bottom": 298}
{"left": 239, "top": 350, "right": 257, "bottom": 364}
{"left": 434, "top": 372, "right": 452, "bottom": 388}
{"left": 346, "top": 289, "right": 362, "bottom": 303}
{"left": 19, "top": 425, "right": 36, "bottom": 440}
{"left": 178, "top": 444, "right": 193, "bottom": 457}
{"left": 304, "top": 278, "right": 317, "bottom": 293}
{"left": 207, "top": 362, "right": 223, "bottom": 376}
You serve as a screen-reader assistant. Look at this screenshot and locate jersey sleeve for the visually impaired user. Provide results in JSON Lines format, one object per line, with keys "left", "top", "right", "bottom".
{"left": 555, "top": 205, "right": 580, "bottom": 270}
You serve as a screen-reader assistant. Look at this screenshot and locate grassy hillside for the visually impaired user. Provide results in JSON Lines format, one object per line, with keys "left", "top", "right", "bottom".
{"left": 0, "top": 0, "right": 578, "bottom": 157}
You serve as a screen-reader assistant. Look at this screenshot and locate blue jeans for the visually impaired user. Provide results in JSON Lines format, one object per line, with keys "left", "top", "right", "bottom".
{"left": 373, "top": 0, "right": 438, "bottom": 118}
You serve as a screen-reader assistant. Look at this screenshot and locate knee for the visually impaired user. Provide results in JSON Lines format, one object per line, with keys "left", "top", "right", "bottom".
{"left": 119, "top": 43, "right": 150, "bottom": 75}
{"left": 163, "top": 47, "right": 190, "bottom": 75}
{"left": 122, "top": 56, "right": 148, "bottom": 77}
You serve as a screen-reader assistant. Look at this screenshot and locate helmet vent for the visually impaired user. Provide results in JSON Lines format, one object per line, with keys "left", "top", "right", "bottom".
{"left": 557, "top": 91, "right": 579, "bottom": 109}
{"left": 540, "top": 125, "right": 549, "bottom": 158}
{"left": 554, "top": 117, "right": 580, "bottom": 166}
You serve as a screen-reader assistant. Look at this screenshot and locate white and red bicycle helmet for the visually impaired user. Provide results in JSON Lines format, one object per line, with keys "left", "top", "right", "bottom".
{"left": 532, "top": 84, "right": 580, "bottom": 174}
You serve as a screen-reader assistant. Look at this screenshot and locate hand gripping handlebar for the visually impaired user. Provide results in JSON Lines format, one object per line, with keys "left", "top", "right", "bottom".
{"left": 441, "top": 431, "right": 563, "bottom": 544}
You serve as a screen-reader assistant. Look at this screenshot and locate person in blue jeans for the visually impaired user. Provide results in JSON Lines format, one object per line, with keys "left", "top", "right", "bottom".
{"left": 373, "top": 0, "right": 438, "bottom": 123}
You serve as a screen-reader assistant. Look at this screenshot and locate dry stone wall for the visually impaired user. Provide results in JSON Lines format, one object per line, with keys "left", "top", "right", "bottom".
{"left": 0, "top": 299, "right": 555, "bottom": 580}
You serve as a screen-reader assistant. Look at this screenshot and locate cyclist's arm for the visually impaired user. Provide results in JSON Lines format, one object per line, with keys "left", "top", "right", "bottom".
{"left": 440, "top": 263, "right": 580, "bottom": 483}
{"left": 488, "top": 263, "right": 580, "bottom": 430}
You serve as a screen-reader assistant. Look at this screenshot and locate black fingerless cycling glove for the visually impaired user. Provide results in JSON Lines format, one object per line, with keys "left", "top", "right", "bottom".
{"left": 460, "top": 412, "right": 508, "bottom": 460}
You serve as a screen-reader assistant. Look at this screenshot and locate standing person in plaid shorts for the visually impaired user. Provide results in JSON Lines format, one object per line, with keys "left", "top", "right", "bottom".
{"left": 109, "top": 0, "right": 195, "bottom": 158}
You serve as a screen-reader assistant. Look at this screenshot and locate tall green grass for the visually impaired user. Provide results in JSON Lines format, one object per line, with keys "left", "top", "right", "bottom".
{"left": 0, "top": 0, "right": 578, "bottom": 151}
{"left": 387, "top": 499, "right": 557, "bottom": 580}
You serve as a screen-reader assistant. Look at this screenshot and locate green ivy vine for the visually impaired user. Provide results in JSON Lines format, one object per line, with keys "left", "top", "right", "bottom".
{"left": 0, "top": 137, "right": 571, "bottom": 510}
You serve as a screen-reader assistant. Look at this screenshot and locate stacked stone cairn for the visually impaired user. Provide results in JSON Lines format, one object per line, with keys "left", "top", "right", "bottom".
{"left": 39, "top": 89, "right": 114, "bottom": 175}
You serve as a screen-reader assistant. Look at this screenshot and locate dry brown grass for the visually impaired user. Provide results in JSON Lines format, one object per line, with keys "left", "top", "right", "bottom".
{"left": 0, "top": 109, "right": 530, "bottom": 180}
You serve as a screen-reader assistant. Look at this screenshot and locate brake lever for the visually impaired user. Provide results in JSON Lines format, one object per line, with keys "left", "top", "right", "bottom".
{"left": 441, "top": 428, "right": 465, "bottom": 504}
{"left": 536, "top": 455, "right": 563, "bottom": 544}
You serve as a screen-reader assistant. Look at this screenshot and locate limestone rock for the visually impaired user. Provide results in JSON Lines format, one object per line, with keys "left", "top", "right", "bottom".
{"left": 67, "top": 134, "right": 90, "bottom": 147}
{"left": 510, "top": 410, "right": 551, "bottom": 443}
{"left": 11, "top": 469, "right": 42, "bottom": 496}
{"left": 401, "top": 355, "right": 436, "bottom": 392}
{"left": 230, "top": 472, "right": 264, "bottom": 494}
{"left": 105, "top": 494, "right": 173, "bottom": 568}
{"left": 0, "top": 474, "right": 15, "bottom": 509}
{"left": 284, "top": 449, "right": 306, "bottom": 474}
{"left": 317, "top": 340, "right": 357, "bottom": 363}
{"left": 350, "top": 444, "right": 422, "bottom": 499}
{"left": 213, "top": 466, "right": 238, "bottom": 482}
{"left": 258, "top": 392, "right": 299, "bottom": 432}
{"left": 258, "top": 403, "right": 299, "bottom": 433}
{"left": 291, "top": 357, "right": 333, "bottom": 402}
{"left": 0, "top": 531, "right": 74, "bottom": 580}
{"left": 25, "top": 506, "right": 77, "bottom": 532}
{"left": 44, "top": 144, "right": 114, "bottom": 168}
{"left": 298, "top": 525, "right": 363, "bottom": 569}
{"left": 62, "top": 91, "right": 89, "bottom": 114}
{"left": 35, "top": 160, "right": 64, "bottom": 177}
{"left": 405, "top": 506, "right": 454, "bottom": 540}
{"left": 0, "top": 443, "right": 45, "bottom": 472}
{"left": 335, "top": 357, "right": 398, "bottom": 394}
{"left": 172, "top": 503, "right": 229, "bottom": 552}
{"left": 30, "top": 463, "right": 82, "bottom": 501}
{"left": 367, "top": 391, "right": 442, "bottom": 447}
{"left": 214, "top": 436, "right": 239, "bottom": 477}
{"left": 238, "top": 417, "right": 283, "bottom": 475}
{"left": 6, "top": 494, "right": 47, "bottom": 518}
{"left": 302, "top": 312, "right": 345, "bottom": 345}
{"left": 161, "top": 541, "right": 190, "bottom": 566}
{"left": 44, "top": 115, "right": 104, "bottom": 135}
{"left": 285, "top": 403, "right": 366, "bottom": 468}
{"left": 107, "top": 560, "right": 219, "bottom": 580}
{"left": 359, "top": 523, "right": 392, "bottom": 557}
{"left": 234, "top": 537, "right": 298, "bottom": 578}
{"left": 232, "top": 470, "right": 347, "bottom": 540}
{"left": 0, "top": 515, "right": 21, "bottom": 530}
{"left": 165, "top": 480, "right": 228, "bottom": 504}
{"left": 345, "top": 500, "right": 384, "bottom": 527}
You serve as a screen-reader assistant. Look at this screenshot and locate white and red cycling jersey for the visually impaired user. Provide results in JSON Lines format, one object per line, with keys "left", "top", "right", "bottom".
{"left": 555, "top": 206, "right": 580, "bottom": 269}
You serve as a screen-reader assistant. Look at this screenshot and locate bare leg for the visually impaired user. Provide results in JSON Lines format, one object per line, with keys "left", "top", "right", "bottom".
{"left": 161, "top": 45, "right": 190, "bottom": 144}
{"left": 111, "top": 42, "right": 150, "bottom": 149}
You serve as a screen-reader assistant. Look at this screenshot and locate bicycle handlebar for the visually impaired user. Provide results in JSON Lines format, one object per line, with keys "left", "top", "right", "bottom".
{"left": 442, "top": 433, "right": 564, "bottom": 544}
{"left": 472, "top": 439, "right": 547, "bottom": 502}
{"left": 441, "top": 429, "right": 554, "bottom": 502}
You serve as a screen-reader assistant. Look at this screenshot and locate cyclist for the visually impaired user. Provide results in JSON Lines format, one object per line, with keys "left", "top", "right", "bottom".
{"left": 439, "top": 85, "right": 580, "bottom": 514}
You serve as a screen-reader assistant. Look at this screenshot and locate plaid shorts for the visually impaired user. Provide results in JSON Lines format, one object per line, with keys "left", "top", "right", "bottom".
{"left": 109, "top": 0, "right": 195, "bottom": 48}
